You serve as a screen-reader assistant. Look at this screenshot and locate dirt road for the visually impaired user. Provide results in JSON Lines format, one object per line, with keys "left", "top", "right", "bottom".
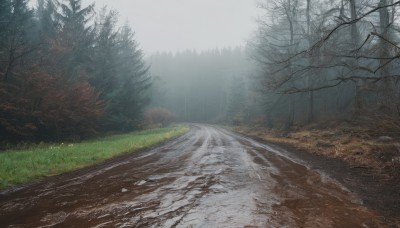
{"left": 0, "top": 125, "right": 387, "bottom": 227}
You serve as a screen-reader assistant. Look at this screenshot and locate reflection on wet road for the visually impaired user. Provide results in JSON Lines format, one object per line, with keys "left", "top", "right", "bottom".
{"left": 0, "top": 125, "right": 385, "bottom": 227}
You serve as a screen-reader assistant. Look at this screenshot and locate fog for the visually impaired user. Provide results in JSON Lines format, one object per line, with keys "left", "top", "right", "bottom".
{"left": 149, "top": 48, "right": 260, "bottom": 123}
{"left": 84, "top": 0, "right": 260, "bottom": 54}
{"left": 2, "top": 1, "right": 400, "bottom": 225}
{"left": 2, "top": 0, "right": 400, "bottom": 139}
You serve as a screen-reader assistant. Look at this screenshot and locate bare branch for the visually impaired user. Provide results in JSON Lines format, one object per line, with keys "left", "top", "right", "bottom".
{"left": 312, "top": 1, "right": 400, "bottom": 50}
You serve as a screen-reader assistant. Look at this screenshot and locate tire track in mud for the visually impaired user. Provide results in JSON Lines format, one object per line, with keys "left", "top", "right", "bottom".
{"left": 0, "top": 125, "right": 388, "bottom": 227}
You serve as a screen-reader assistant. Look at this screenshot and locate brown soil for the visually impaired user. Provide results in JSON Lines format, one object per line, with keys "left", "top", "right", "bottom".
{"left": 0, "top": 125, "right": 393, "bottom": 227}
{"left": 233, "top": 126, "right": 400, "bottom": 226}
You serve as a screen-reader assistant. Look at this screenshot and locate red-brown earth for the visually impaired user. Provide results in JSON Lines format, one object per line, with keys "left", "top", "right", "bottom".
{"left": 0, "top": 125, "right": 394, "bottom": 227}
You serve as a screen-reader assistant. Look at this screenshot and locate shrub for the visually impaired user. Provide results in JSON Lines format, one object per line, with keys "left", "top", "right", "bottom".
{"left": 0, "top": 69, "right": 104, "bottom": 141}
{"left": 144, "top": 107, "right": 176, "bottom": 127}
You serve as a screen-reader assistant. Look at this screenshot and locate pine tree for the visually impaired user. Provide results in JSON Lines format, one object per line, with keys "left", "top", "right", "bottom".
{"left": 108, "top": 25, "right": 151, "bottom": 130}
{"left": 91, "top": 8, "right": 119, "bottom": 94}
{"left": 0, "top": 0, "right": 33, "bottom": 81}
{"left": 36, "top": 0, "right": 58, "bottom": 39}
{"left": 56, "top": 0, "right": 95, "bottom": 79}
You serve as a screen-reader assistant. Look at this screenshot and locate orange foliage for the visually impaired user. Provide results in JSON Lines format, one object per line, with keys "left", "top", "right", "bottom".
{"left": 144, "top": 107, "right": 176, "bottom": 127}
{"left": 0, "top": 68, "right": 104, "bottom": 141}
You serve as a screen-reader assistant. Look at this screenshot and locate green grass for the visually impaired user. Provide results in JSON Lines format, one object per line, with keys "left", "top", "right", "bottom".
{"left": 0, "top": 125, "right": 189, "bottom": 190}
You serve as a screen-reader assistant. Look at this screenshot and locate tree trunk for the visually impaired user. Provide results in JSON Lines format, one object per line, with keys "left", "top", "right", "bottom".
{"left": 308, "top": 90, "right": 314, "bottom": 122}
{"left": 349, "top": 0, "right": 360, "bottom": 45}
{"left": 378, "top": 0, "right": 393, "bottom": 109}
{"left": 348, "top": 0, "right": 364, "bottom": 115}
{"left": 287, "top": 95, "right": 295, "bottom": 128}
{"left": 306, "top": 0, "right": 314, "bottom": 123}
{"left": 285, "top": 0, "right": 296, "bottom": 127}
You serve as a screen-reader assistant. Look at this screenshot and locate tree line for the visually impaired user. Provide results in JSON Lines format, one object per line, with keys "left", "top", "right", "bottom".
{"left": 0, "top": 0, "right": 150, "bottom": 142}
{"left": 149, "top": 48, "right": 260, "bottom": 124}
{"left": 251, "top": 0, "right": 400, "bottom": 132}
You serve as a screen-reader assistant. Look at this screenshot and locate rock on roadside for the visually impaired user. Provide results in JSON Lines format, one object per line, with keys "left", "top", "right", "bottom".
{"left": 378, "top": 136, "right": 393, "bottom": 142}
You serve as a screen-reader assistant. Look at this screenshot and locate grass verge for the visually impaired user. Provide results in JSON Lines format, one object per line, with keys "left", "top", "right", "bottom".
{"left": 0, "top": 125, "right": 189, "bottom": 190}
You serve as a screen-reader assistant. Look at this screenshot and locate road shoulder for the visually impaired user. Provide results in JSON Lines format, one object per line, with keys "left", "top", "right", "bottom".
{"left": 0, "top": 125, "right": 190, "bottom": 193}
{"left": 231, "top": 126, "right": 400, "bottom": 226}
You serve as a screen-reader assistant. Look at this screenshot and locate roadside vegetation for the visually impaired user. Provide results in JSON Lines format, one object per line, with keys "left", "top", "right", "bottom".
{"left": 234, "top": 123, "right": 400, "bottom": 178}
{"left": 0, "top": 125, "right": 189, "bottom": 190}
{"left": 0, "top": 0, "right": 151, "bottom": 142}
{"left": 233, "top": 123, "right": 400, "bottom": 225}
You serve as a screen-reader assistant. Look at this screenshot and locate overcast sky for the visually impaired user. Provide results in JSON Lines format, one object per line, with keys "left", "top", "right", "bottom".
{"left": 82, "top": 0, "right": 260, "bottom": 55}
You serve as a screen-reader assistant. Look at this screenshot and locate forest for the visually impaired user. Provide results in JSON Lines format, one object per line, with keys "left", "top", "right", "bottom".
{"left": 249, "top": 0, "right": 400, "bottom": 132}
{"left": 147, "top": 0, "right": 400, "bottom": 136}
{"left": 2, "top": 0, "right": 400, "bottom": 143}
{"left": 0, "top": 0, "right": 150, "bottom": 142}
{"left": 1, "top": 0, "right": 400, "bottom": 226}
{"left": 149, "top": 48, "right": 258, "bottom": 124}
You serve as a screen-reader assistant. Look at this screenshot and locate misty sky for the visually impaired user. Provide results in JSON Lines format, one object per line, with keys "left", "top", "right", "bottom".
{"left": 84, "top": 0, "right": 260, "bottom": 54}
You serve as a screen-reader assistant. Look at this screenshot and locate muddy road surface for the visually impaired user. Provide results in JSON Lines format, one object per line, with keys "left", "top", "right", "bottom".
{"left": 0, "top": 125, "right": 387, "bottom": 227}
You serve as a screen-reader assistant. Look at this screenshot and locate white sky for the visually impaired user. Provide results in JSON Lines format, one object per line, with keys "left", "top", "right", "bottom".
{"left": 84, "top": 0, "right": 260, "bottom": 54}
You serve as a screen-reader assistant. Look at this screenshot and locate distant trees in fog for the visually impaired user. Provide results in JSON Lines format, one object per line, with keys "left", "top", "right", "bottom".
{"left": 0, "top": 0, "right": 150, "bottom": 141}
{"left": 149, "top": 48, "right": 261, "bottom": 124}
{"left": 149, "top": 0, "right": 400, "bottom": 130}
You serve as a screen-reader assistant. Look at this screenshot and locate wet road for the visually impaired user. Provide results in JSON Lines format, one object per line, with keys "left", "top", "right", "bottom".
{"left": 0, "top": 125, "right": 386, "bottom": 227}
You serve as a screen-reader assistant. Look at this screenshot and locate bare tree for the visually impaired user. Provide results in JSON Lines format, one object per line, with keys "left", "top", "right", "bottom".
{"left": 252, "top": 0, "right": 400, "bottom": 127}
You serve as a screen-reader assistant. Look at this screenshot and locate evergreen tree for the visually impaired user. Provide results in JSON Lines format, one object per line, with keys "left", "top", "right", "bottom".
{"left": 0, "top": 0, "right": 11, "bottom": 73}
{"left": 0, "top": 0, "right": 152, "bottom": 141}
{"left": 36, "top": 0, "right": 58, "bottom": 39}
{"left": 91, "top": 8, "right": 119, "bottom": 94}
{"left": 107, "top": 25, "right": 150, "bottom": 130}
{"left": 91, "top": 10, "right": 151, "bottom": 131}
{"left": 0, "top": 0, "right": 11, "bottom": 36}
{"left": 56, "top": 0, "right": 95, "bottom": 79}
{"left": 0, "top": 0, "right": 33, "bottom": 81}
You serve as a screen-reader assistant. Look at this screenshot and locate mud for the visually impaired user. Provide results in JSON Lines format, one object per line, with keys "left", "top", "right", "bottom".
{"left": 0, "top": 125, "right": 389, "bottom": 227}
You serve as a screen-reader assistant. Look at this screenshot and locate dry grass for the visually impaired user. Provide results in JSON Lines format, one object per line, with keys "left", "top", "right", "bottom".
{"left": 233, "top": 124, "right": 400, "bottom": 225}
{"left": 234, "top": 125, "right": 400, "bottom": 177}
